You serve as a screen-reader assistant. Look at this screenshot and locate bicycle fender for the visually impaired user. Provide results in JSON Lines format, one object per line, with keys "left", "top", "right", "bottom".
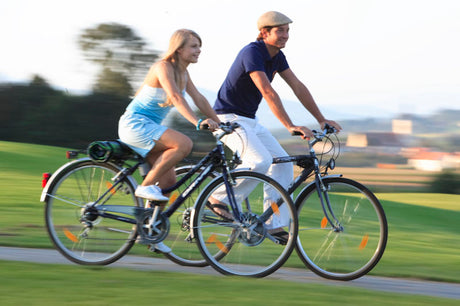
{"left": 230, "top": 168, "right": 252, "bottom": 172}
{"left": 41, "top": 158, "right": 88, "bottom": 202}
{"left": 40, "top": 158, "right": 137, "bottom": 202}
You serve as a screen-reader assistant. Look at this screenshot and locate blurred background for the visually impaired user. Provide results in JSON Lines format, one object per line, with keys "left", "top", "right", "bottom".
{"left": 1, "top": 0, "right": 459, "bottom": 193}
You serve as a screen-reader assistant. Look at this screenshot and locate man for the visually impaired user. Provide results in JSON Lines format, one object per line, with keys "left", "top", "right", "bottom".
{"left": 212, "top": 11, "right": 342, "bottom": 240}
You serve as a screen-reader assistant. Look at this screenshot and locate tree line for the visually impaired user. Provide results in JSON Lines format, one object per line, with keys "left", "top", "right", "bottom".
{"left": 0, "top": 74, "right": 214, "bottom": 152}
{"left": 0, "top": 75, "right": 128, "bottom": 148}
{"left": 0, "top": 23, "right": 214, "bottom": 152}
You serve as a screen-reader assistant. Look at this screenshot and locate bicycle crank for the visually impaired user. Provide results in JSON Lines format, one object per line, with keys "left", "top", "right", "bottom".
{"left": 136, "top": 209, "right": 170, "bottom": 244}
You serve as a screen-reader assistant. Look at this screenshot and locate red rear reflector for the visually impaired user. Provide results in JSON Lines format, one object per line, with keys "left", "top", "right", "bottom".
{"left": 66, "top": 151, "right": 79, "bottom": 159}
{"left": 42, "top": 173, "right": 51, "bottom": 188}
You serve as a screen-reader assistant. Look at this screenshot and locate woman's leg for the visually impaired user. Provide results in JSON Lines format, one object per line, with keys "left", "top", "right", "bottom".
{"left": 143, "top": 128, "right": 193, "bottom": 188}
{"left": 134, "top": 129, "right": 192, "bottom": 202}
{"left": 141, "top": 129, "right": 192, "bottom": 253}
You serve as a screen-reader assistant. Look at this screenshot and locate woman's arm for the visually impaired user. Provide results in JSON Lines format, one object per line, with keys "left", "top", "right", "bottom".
{"left": 155, "top": 62, "right": 201, "bottom": 127}
{"left": 185, "top": 72, "right": 220, "bottom": 123}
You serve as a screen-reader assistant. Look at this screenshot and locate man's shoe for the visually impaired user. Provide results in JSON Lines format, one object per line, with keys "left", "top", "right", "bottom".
{"left": 205, "top": 202, "right": 234, "bottom": 221}
{"left": 135, "top": 185, "right": 168, "bottom": 201}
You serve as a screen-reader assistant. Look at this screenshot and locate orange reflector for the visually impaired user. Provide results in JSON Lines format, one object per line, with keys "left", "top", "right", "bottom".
{"left": 206, "top": 234, "right": 229, "bottom": 254}
{"left": 271, "top": 202, "right": 280, "bottom": 216}
{"left": 169, "top": 192, "right": 179, "bottom": 204}
{"left": 64, "top": 228, "right": 79, "bottom": 243}
{"left": 359, "top": 234, "right": 369, "bottom": 250}
{"left": 106, "top": 182, "right": 116, "bottom": 195}
{"left": 321, "top": 217, "right": 328, "bottom": 229}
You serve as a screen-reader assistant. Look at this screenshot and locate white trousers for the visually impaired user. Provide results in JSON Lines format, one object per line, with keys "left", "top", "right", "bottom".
{"left": 214, "top": 114, "right": 294, "bottom": 229}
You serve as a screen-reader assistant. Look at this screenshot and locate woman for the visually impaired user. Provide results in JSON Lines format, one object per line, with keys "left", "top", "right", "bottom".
{"left": 119, "top": 29, "right": 220, "bottom": 202}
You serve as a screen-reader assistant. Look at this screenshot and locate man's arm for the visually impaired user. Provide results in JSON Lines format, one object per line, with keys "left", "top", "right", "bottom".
{"left": 280, "top": 68, "right": 342, "bottom": 132}
{"left": 249, "top": 70, "right": 314, "bottom": 138}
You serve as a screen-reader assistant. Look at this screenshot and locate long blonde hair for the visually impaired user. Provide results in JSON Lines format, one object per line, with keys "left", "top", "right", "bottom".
{"left": 160, "top": 29, "right": 202, "bottom": 107}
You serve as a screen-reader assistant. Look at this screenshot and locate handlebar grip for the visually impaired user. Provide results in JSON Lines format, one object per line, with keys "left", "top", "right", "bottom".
{"left": 323, "top": 123, "right": 337, "bottom": 133}
{"left": 291, "top": 131, "right": 303, "bottom": 136}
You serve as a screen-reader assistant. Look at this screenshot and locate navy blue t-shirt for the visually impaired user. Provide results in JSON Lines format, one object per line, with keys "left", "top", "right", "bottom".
{"left": 214, "top": 40, "right": 289, "bottom": 118}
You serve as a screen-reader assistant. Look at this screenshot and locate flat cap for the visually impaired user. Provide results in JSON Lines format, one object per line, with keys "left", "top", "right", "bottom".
{"left": 257, "top": 11, "right": 293, "bottom": 30}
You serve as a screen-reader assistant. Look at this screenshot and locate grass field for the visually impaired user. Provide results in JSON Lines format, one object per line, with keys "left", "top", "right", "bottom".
{"left": 1, "top": 140, "right": 459, "bottom": 304}
{"left": 1, "top": 260, "right": 459, "bottom": 306}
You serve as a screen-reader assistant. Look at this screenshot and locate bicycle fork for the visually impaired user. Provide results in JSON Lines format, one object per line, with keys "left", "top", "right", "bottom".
{"left": 314, "top": 172, "right": 343, "bottom": 232}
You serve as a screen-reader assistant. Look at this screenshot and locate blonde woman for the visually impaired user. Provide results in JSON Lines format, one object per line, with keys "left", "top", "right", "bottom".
{"left": 119, "top": 29, "right": 220, "bottom": 202}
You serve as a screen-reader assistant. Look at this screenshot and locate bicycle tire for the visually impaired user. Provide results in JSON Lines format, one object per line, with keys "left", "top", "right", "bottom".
{"left": 193, "top": 171, "right": 298, "bottom": 277}
{"left": 44, "top": 158, "right": 142, "bottom": 265}
{"left": 295, "top": 177, "right": 388, "bottom": 280}
{"left": 162, "top": 165, "right": 218, "bottom": 267}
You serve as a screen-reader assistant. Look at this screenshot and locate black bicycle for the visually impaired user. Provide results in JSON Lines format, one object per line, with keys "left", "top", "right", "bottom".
{"left": 167, "top": 124, "right": 387, "bottom": 280}
{"left": 41, "top": 123, "right": 298, "bottom": 277}
{"left": 274, "top": 125, "right": 388, "bottom": 280}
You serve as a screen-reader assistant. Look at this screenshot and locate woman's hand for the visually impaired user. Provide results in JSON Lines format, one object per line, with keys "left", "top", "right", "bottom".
{"left": 201, "top": 118, "right": 219, "bottom": 131}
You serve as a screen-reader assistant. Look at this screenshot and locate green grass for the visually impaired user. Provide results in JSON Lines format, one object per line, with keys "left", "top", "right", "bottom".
{"left": 1, "top": 140, "right": 460, "bottom": 284}
{"left": 368, "top": 193, "right": 460, "bottom": 282}
{"left": 1, "top": 260, "right": 458, "bottom": 306}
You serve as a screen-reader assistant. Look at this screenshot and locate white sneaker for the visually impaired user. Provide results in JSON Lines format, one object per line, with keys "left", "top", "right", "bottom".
{"left": 135, "top": 185, "right": 169, "bottom": 201}
{"left": 149, "top": 242, "right": 171, "bottom": 253}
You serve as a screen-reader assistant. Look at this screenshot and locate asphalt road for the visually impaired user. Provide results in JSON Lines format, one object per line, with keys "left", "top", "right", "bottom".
{"left": 1, "top": 246, "right": 459, "bottom": 300}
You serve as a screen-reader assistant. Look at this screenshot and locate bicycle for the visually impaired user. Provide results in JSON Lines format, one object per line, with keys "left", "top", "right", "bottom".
{"left": 169, "top": 124, "right": 387, "bottom": 280}
{"left": 41, "top": 122, "right": 298, "bottom": 277}
{"left": 272, "top": 124, "right": 388, "bottom": 280}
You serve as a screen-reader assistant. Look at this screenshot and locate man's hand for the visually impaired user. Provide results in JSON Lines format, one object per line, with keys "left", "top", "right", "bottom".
{"left": 288, "top": 126, "right": 314, "bottom": 140}
{"left": 320, "top": 120, "right": 342, "bottom": 133}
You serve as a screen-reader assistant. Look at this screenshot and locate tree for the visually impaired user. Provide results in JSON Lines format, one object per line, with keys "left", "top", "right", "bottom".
{"left": 93, "top": 68, "right": 133, "bottom": 97}
{"left": 78, "top": 23, "right": 160, "bottom": 96}
{"left": 30, "top": 74, "right": 50, "bottom": 87}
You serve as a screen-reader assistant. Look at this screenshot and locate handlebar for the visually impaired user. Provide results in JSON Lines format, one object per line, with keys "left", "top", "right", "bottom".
{"left": 200, "top": 121, "right": 240, "bottom": 131}
{"left": 200, "top": 122, "right": 240, "bottom": 140}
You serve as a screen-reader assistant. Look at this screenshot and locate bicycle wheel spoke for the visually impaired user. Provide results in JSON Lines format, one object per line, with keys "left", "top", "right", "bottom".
{"left": 46, "top": 193, "right": 85, "bottom": 207}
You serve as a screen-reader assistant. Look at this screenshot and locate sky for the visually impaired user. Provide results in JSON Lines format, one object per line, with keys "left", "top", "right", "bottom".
{"left": 1, "top": 0, "right": 459, "bottom": 128}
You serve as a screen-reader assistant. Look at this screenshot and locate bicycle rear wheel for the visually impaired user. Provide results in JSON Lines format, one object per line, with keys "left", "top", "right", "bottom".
{"left": 193, "top": 171, "right": 297, "bottom": 277}
{"left": 44, "top": 159, "right": 141, "bottom": 265}
{"left": 162, "top": 165, "right": 217, "bottom": 267}
{"left": 295, "top": 177, "right": 387, "bottom": 280}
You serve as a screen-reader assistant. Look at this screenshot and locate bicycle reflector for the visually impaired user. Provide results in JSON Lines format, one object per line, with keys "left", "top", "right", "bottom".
{"left": 66, "top": 150, "right": 79, "bottom": 159}
{"left": 42, "top": 173, "right": 51, "bottom": 188}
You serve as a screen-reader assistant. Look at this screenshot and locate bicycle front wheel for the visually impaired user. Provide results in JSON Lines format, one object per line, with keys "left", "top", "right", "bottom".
{"left": 295, "top": 177, "right": 388, "bottom": 280}
{"left": 44, "top": 159, "right": 142, "bottom": 265}
{"left": 193, "top": 171, "right": 297, "bottom": 277}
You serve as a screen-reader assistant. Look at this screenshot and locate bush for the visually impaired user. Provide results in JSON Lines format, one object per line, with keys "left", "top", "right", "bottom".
{"left": 430, "top": 171, "right": 460, "bottom": 194}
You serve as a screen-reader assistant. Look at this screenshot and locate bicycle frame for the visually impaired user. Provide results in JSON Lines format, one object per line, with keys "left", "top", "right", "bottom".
{"left": 83, "top": 125, "right": 249, "bottom": 227}
{"left": 272, "top": 131, "right": 343, "bottom": 231}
